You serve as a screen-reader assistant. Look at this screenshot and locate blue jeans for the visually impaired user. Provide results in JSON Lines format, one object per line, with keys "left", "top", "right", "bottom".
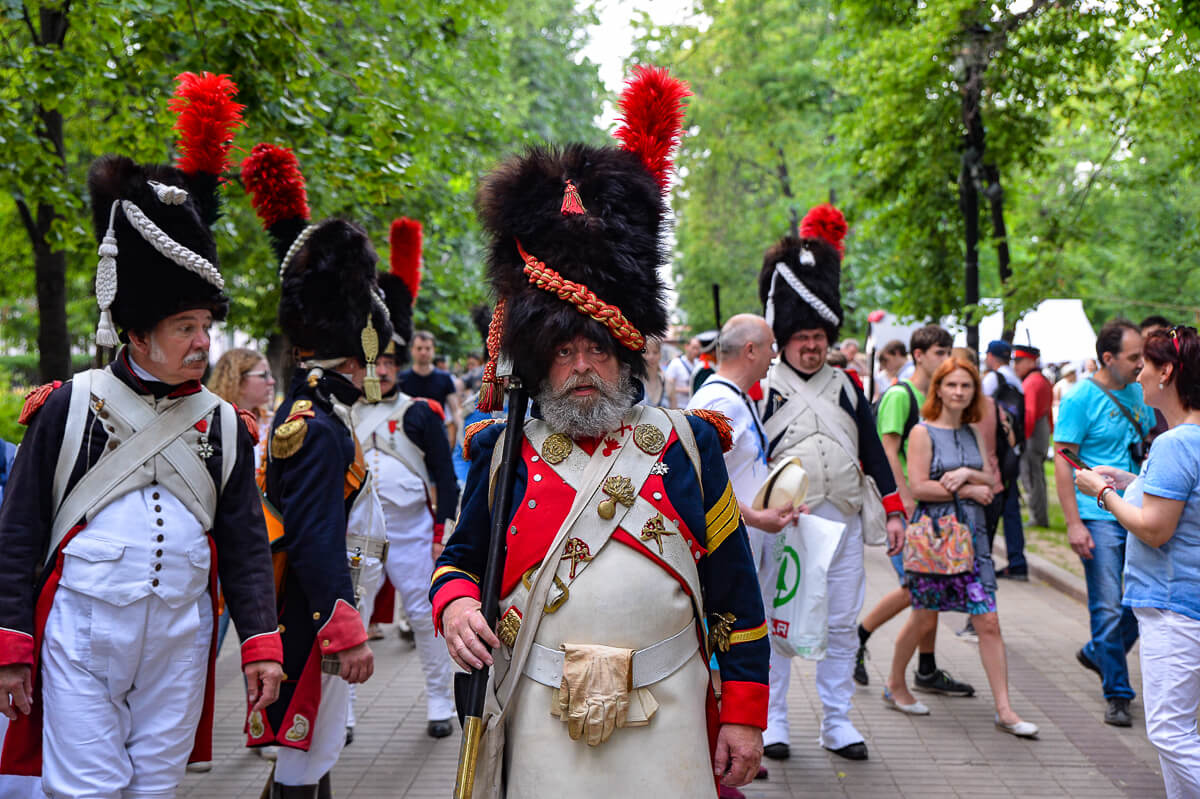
{"left": 1080, "top": 518, "right": 1139, "bottom": 699}
{"left": 1001, "top": 485, "right": 1026, "bottom": 572}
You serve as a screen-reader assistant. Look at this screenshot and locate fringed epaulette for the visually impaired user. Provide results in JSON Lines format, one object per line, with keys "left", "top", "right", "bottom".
{"left": 234, "top": 404, "right": 260, "bottom": 445}
{"left": 270, "top": 399, "right": 314, "bottom": 460}
{"left": 684, "top": 408, "right": 734, "bottom": 453}
{"left": 463, "top": 418, "right": 503, "bottom": 461}
{"left": 19, "top": 381, "right": 62, "bottom": 426}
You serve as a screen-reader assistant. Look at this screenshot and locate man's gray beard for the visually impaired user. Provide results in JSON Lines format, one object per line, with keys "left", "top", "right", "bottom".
{"left": 536, "top": 367, "right": 633, "bottom": 439}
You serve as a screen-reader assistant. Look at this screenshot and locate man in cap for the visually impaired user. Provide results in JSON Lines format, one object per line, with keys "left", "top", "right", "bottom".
{"left": 0, "top": 73, "right": 283, "bottom": 797}
{"left": 757, "top": 204, "right": 906, "bottom": 762}
{"left": 351, "top": 218, "right": 460, "bottom": 739}
{"left": 1015, "top": 345, "right": 1052, "bottom": 528}
{"left": 241, "top": 143, "right": 392, "bottom": 796}
{"left": 432, "top": 67, "right": 768, "bottom": 797}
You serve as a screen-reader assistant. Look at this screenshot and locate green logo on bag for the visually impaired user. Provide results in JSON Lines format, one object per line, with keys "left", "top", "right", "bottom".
{"left": 773, "top": 546, "right": 801, "bottom": 607}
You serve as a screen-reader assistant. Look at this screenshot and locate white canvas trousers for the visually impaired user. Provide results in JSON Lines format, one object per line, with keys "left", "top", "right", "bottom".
{"left": 274, "top": 673, "right": 350, "bottom": 787}
{"left": 41, "top": 586, "right": 211, "bottom": 799}
{"left": 765, "top": 505, "right": 865, "bottom": 750}
{"left": 1134, "top": 606, "right": 1200, "bottom": 798}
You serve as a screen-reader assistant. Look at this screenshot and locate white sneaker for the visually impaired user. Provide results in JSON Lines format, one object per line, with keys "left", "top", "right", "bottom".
{"left": 995, "top": 715, "right": 1039, "bottom": 738}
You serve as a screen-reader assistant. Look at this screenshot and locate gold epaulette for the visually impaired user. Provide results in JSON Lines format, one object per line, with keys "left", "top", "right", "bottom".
{"left": 270, "top": 399, "right": 316, "bottom": 460}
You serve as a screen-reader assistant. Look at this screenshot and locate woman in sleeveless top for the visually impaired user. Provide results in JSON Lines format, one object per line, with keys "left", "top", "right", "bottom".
{"left": 883, "top": 356, "right": 1038, "bottom": 738}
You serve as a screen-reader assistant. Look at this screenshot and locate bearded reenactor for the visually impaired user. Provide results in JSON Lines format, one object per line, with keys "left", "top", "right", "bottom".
{"left": 351, "top": 219, "right": 460, "bottom": 739}
{"left": 431, "top": 66, "right": 768, "bottom": 798}
{"left": 240, "top": 143, "right": 392, "bottom": 797}
{"left": 757, "top": 204, "right": 906, "bottom": 762}
{"left": 0, "top": 73, "right": 283, "bottom": 797}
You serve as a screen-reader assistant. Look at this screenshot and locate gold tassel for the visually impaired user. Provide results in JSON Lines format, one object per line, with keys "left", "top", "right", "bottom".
{"left": 362, "top": 319, "right": 381, "bottom": 403}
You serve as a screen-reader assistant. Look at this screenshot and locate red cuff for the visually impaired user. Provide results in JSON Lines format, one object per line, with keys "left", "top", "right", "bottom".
{"left": 240, "top": 630, "right": 284, "bottom": 667}
{"left": 433, "top": 522, "right": 445, "bottom": 545}
{"left": 0, "top": 627, "right": 35, "bottom": 667}
{"left": 317, "top": 598, "right": 367, "bottom": 654}
{"left": 719, "top": 680, "right": 768, "bottom": 729}
{"left": 882, "top": 492, "right": 906, "bottom": 517}
{"left": 431, "top": 579, "right": 482, "bottom": 636}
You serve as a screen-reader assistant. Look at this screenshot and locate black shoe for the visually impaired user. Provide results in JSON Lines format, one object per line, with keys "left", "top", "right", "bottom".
{"left": 344, "top": 726, "right": 354, "bottom": 746}
{"left": 1076, "top": 648, "right": 1102, "bottom": 679}
{"left": 996, "top": 566, "right": 1030, "bottom": 582}
{"left": 853, "top": 644, "right": 869, "bottom": 686}
{"left": 397, "top": 618, "right": 415, "bottom": 643}
{"left": 825, "top": 741, "right": 868, "bottom": 760}
{"left": 1105, "top": 698, "right": 1133, "bottom": 727}
{"left": 427, "top": 718, "right": 454, "bottom": 738}
{"left": 914, "top": 668, "right": 975, "bottom": 697}
{"left": 763, "top": 742, "right": 790, "bottom": 760}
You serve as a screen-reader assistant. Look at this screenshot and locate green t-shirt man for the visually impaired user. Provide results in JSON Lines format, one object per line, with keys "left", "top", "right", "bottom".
{"left": 876, "top": 379, "right": 923, "bottom": 475}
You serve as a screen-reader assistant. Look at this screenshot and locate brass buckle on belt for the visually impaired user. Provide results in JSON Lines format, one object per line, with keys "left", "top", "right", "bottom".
{"left": 521, "top": 566, "right": 570, "bottom": 614}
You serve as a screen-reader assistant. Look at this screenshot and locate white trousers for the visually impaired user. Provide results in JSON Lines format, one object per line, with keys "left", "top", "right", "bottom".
{"left": 0, "top": 715, "right": 42, "bottom": 798}
{"left": 1134, "top": 606, "right": 1200, "bottom": 798}
{"left": 383, "top": 528, "right": 455, "bottom": 721}
{"left": 765, "top": 505, "right": 865, "bottom": 750}
{"left": 347, "top": 556, "right": 385, "bottom": 729}
{"left": 41, "top": 586, "right": 211, "bottom": 799}
{"left": 274, "top": 673, "right": 350, "bottom": 786}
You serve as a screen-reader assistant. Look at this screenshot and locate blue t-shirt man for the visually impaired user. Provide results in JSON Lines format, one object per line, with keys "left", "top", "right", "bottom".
{"left": 1056, "top": 377, "right": 1154, "bottom": 520}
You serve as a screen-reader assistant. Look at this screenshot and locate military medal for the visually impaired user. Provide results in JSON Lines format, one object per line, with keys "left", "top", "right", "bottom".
{"left": 197, "top": 437, "right": 214, "bottom": 459}
{"left": 541, "top": 432, "right": 572, "bottom": 464}
{"left": 633, "top": 423, "right": 666, "bottom": 454}
{"left": 597, "top": 475, "right": 635, "bottom": 519}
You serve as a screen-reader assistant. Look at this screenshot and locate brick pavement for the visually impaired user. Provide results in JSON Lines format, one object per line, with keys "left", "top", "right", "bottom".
{"left": 181, "top": 545, "right": 1167, "bottom": 798}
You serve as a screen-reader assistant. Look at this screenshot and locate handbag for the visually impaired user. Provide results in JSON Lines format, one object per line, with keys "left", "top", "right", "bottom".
{"left": 902, "top": 494, "right": 975, "bottom": 576}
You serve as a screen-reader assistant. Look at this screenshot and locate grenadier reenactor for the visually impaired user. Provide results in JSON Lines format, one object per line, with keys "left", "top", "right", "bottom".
{"left": 241, "top": 143, "right": 392, "bottom": 797}
{"left": 432, "top": 66, "right": 768, "bottom": 798}
{"left": 0, "top": 72, "right": 283, "bottom": 797}
{"left": 351, "top": 219, "right": 460, "bottom": 739}
{"left": 757, "top": 204, "right": 907, "bottom": 762}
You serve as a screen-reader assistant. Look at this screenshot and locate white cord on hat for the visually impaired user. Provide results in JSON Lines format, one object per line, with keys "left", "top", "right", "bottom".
{"left": 279, "top": 224, "right": 319, "bottom": 277}
{"left": 764, "top": 253, "right": 840, "bottom": 332}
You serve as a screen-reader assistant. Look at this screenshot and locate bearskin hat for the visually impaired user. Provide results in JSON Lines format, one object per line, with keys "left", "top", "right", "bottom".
{"left": 87, "top": 73, "right": 242, "bottom": 343}
{"left": 758, "top": 203, "right": 847, "bottom": 346}
{"left": 474, "top": 66, "right": 689, "bottom": 403}
{"left": 241, "top": 144, "right": 392, "bottom": 363}
{"left": 376, "top": 217, "right": 423, "bottom": 366}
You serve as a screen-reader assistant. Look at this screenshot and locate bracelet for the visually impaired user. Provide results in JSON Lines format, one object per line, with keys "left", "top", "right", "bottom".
{"left": 1097, "top": 486, "right": 1115, "bottom": 510}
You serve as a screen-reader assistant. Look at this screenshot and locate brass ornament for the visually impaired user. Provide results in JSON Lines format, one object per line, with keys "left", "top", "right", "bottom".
{"left": 541, "top": 432, "right": 573, "bottom": 464}
{"left": 639, "top": 512, "right": 677, "bottom": 555}
{"left": 248, "top": 710, "right": 265, "bottom": 739}
{"left": 497, "top": 607, "right": 522, "bottom": 647}
{"left": 290, "top": 399, "right": 312, "bottom": 414}
{"left": 708, "top": 612, "right": 737, "bottom": 654}
{"left": 306, "top": 368, "right": 322, "bottom": 388}
{"left": 597, "top": 475, "right": 636, "bottom": 520}
{"left": 633, "top": 424, "right": 666, "bottom": 455}
{"left": 271, "top": 418, "right": 308, "bottom": 459}
{"left": 560, "top": 538, "right": 593, "bottom": 579}
{"left": 283, "top": 713, "right": 310, "bottom": 742}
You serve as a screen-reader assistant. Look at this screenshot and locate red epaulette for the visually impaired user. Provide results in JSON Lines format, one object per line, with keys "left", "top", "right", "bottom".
{"left": 419, "top": 397, "right": 446, "bottom": 420}
{"left": 234, "top": 404, "right": 260, "bottom": 445}
{"left": 19, "top": 380, "right": 62, "bottom": 426}
{"left": 462, "top": 418, "right": 502, "bottom": 461}
{"left": 684, "top": 408, "right": 734, "bottom": 453}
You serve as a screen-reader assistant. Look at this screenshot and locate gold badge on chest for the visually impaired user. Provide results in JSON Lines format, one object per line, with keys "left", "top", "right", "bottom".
{"left": 633, "top": 423, "right": 666, "bottom": 455}
{"left": 639, "top": 511, "right": 678, "bottom": 555}
{"left": 541, "top": 432, "right": 573, "bottom": 464}
{"left": 597, "top": 475, "right": 636, "bottom": 519}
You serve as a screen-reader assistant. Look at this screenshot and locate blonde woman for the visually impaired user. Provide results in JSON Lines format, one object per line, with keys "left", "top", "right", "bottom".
{"left": 208, "top": 348, "right": 276, "bottom": 467}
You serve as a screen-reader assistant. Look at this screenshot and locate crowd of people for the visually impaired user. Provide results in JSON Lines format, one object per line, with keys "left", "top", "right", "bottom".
{"left": 0, "top": 68, "right": 1197, "bottom": 799}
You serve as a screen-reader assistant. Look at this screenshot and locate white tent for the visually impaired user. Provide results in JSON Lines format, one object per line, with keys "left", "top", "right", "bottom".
{"left": 949, "top": 298, "right": 1096, "bottom": 365}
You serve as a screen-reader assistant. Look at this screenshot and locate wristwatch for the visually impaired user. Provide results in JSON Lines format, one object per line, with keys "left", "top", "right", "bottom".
{"left": 1097, "top": 486, "right": 1116, "bottom": 510}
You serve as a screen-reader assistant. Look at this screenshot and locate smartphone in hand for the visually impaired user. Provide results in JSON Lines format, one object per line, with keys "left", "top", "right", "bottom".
{"left": 1058, "top": 448, "right": 1089, "bottom": 471}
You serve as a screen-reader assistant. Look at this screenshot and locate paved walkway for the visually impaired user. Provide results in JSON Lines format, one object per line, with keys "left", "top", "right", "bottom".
{"left": 181, "top": 545, "right": 1168, "bottom": 798}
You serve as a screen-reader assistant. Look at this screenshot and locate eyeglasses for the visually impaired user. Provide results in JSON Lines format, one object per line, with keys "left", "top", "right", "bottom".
{"left": 243, "top": 370, "right": 273, "bottom": 380}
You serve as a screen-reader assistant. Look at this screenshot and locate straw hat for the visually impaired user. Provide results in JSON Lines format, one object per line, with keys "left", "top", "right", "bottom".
{"left": 752, "top": 456, "right": 809, "bottom": 511}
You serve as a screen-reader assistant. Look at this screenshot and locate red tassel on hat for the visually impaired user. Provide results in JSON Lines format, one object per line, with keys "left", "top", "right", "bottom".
{"left": 241, "top": 143, "right": 310, "bottom": 229}
{"left": 561, "top": 179, "right": 586, "bottom": 216}
{"left": 170, "top": 72, "right": 245, "bottom": 177}
{"left": 800, "top": 203, "right": 847, "bottom": 257}
{"left": 476, "top": 298, "right": 508, "bottom": 412}
{"left": 389, "top": 217, "right": 423, "bottom": 301}
{"left": 614, "top": 66, "right": 691, "bottom": 194}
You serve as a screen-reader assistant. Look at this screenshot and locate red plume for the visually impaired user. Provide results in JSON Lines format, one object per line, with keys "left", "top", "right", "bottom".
{"left": 614, "top": 65, "right": 691, "bottom": 194}
{"left": 170, "top": 72, "right": 245, "bottom": 176}
{"left": 800, "top": 203, "right": 847, "bottom": 257}
{"left": 389, "top": 217, "right": 423, "bottom": 301}
{"left": 240, "top": 143, "right": 310, "bottom": 229}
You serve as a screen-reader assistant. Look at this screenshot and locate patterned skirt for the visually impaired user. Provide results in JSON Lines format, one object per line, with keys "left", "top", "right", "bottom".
{"left": 906, "top": 570, "right": 996, "bottom": 615}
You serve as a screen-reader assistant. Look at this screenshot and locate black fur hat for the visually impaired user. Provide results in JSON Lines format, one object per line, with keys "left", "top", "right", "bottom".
{"left": 473, "top": 67, "right": 689, "bottom": 404}
{"left": 758, "top": 204, "right": 847, "bottom": 346}
{"left": 87, "top": 155, "right": 229, "bottom": 339}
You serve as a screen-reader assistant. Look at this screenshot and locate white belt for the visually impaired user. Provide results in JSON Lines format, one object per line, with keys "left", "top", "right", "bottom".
{"left": 346, "top": 533, "right": 388, "bottom": 561}
{"left": 523, "top": 622, "right": 698, "bottom": 689}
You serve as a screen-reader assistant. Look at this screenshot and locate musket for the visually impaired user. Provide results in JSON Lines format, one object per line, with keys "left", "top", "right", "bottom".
{"left": 453, "top": 375, "right": 529, "bottom": 799}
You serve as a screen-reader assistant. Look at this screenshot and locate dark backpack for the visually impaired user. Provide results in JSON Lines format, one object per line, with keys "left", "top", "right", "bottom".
{"left": 993, "top": 372, "right": 1026, "bottom": 482}
{"left": 874, "top": 381, "right": 920, "bottom": 457}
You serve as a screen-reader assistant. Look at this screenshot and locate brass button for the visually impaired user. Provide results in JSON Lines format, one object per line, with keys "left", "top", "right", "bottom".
{"left": 154, "top": 563, "right": 162, "bottom": 571}
{"left": 156, "top": 519, "right": 163, "bottom": 527}
{"left": 151, "top": 480, "right": 158, "bottom": 486}
{"left": 312, "top": 612, "right": 321, "bottom": 621}
{"left": 155, "top": 549, "right": 163, "bottom": 557}
{"left": 278, "top": 624, "right": 286, "bottom": 633}
{"left": 156, "top": 535, "right": 164, "bottom": 542}
{"left": 99, "top": 410, "right": 109, "bottom": 419}
{"left": 151, "top": 578, "right": 159, "bottom": 587}
{"left": 154, "top": 505, "right": 162, "bottom": 512}
{"left": 107, "top": 440, "right": 118, "bottom": 450}
{"left": 106, "top": 426, "right": 115, "bottom": 433}
{"left": 322, "top": 639, "right": 331, "bottom": 647}
{"left": 152, "top": 493, "right": 160, "bottom": 500}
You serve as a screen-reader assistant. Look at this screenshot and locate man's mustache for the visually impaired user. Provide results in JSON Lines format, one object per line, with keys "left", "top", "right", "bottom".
{"left": 183, "top": 351, "right": 208, "bottom": 366}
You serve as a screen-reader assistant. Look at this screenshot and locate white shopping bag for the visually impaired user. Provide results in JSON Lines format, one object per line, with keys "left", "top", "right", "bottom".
{"left": 760, "top": 514, "right": 847, "bottom": 660}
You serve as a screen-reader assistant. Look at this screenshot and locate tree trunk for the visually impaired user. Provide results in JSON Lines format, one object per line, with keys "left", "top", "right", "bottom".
{"left": 959, "top": 157, "right": 981, "bottom": 354}
{"left": 983, "top": 163, "right": 1014, "bottom": 340}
